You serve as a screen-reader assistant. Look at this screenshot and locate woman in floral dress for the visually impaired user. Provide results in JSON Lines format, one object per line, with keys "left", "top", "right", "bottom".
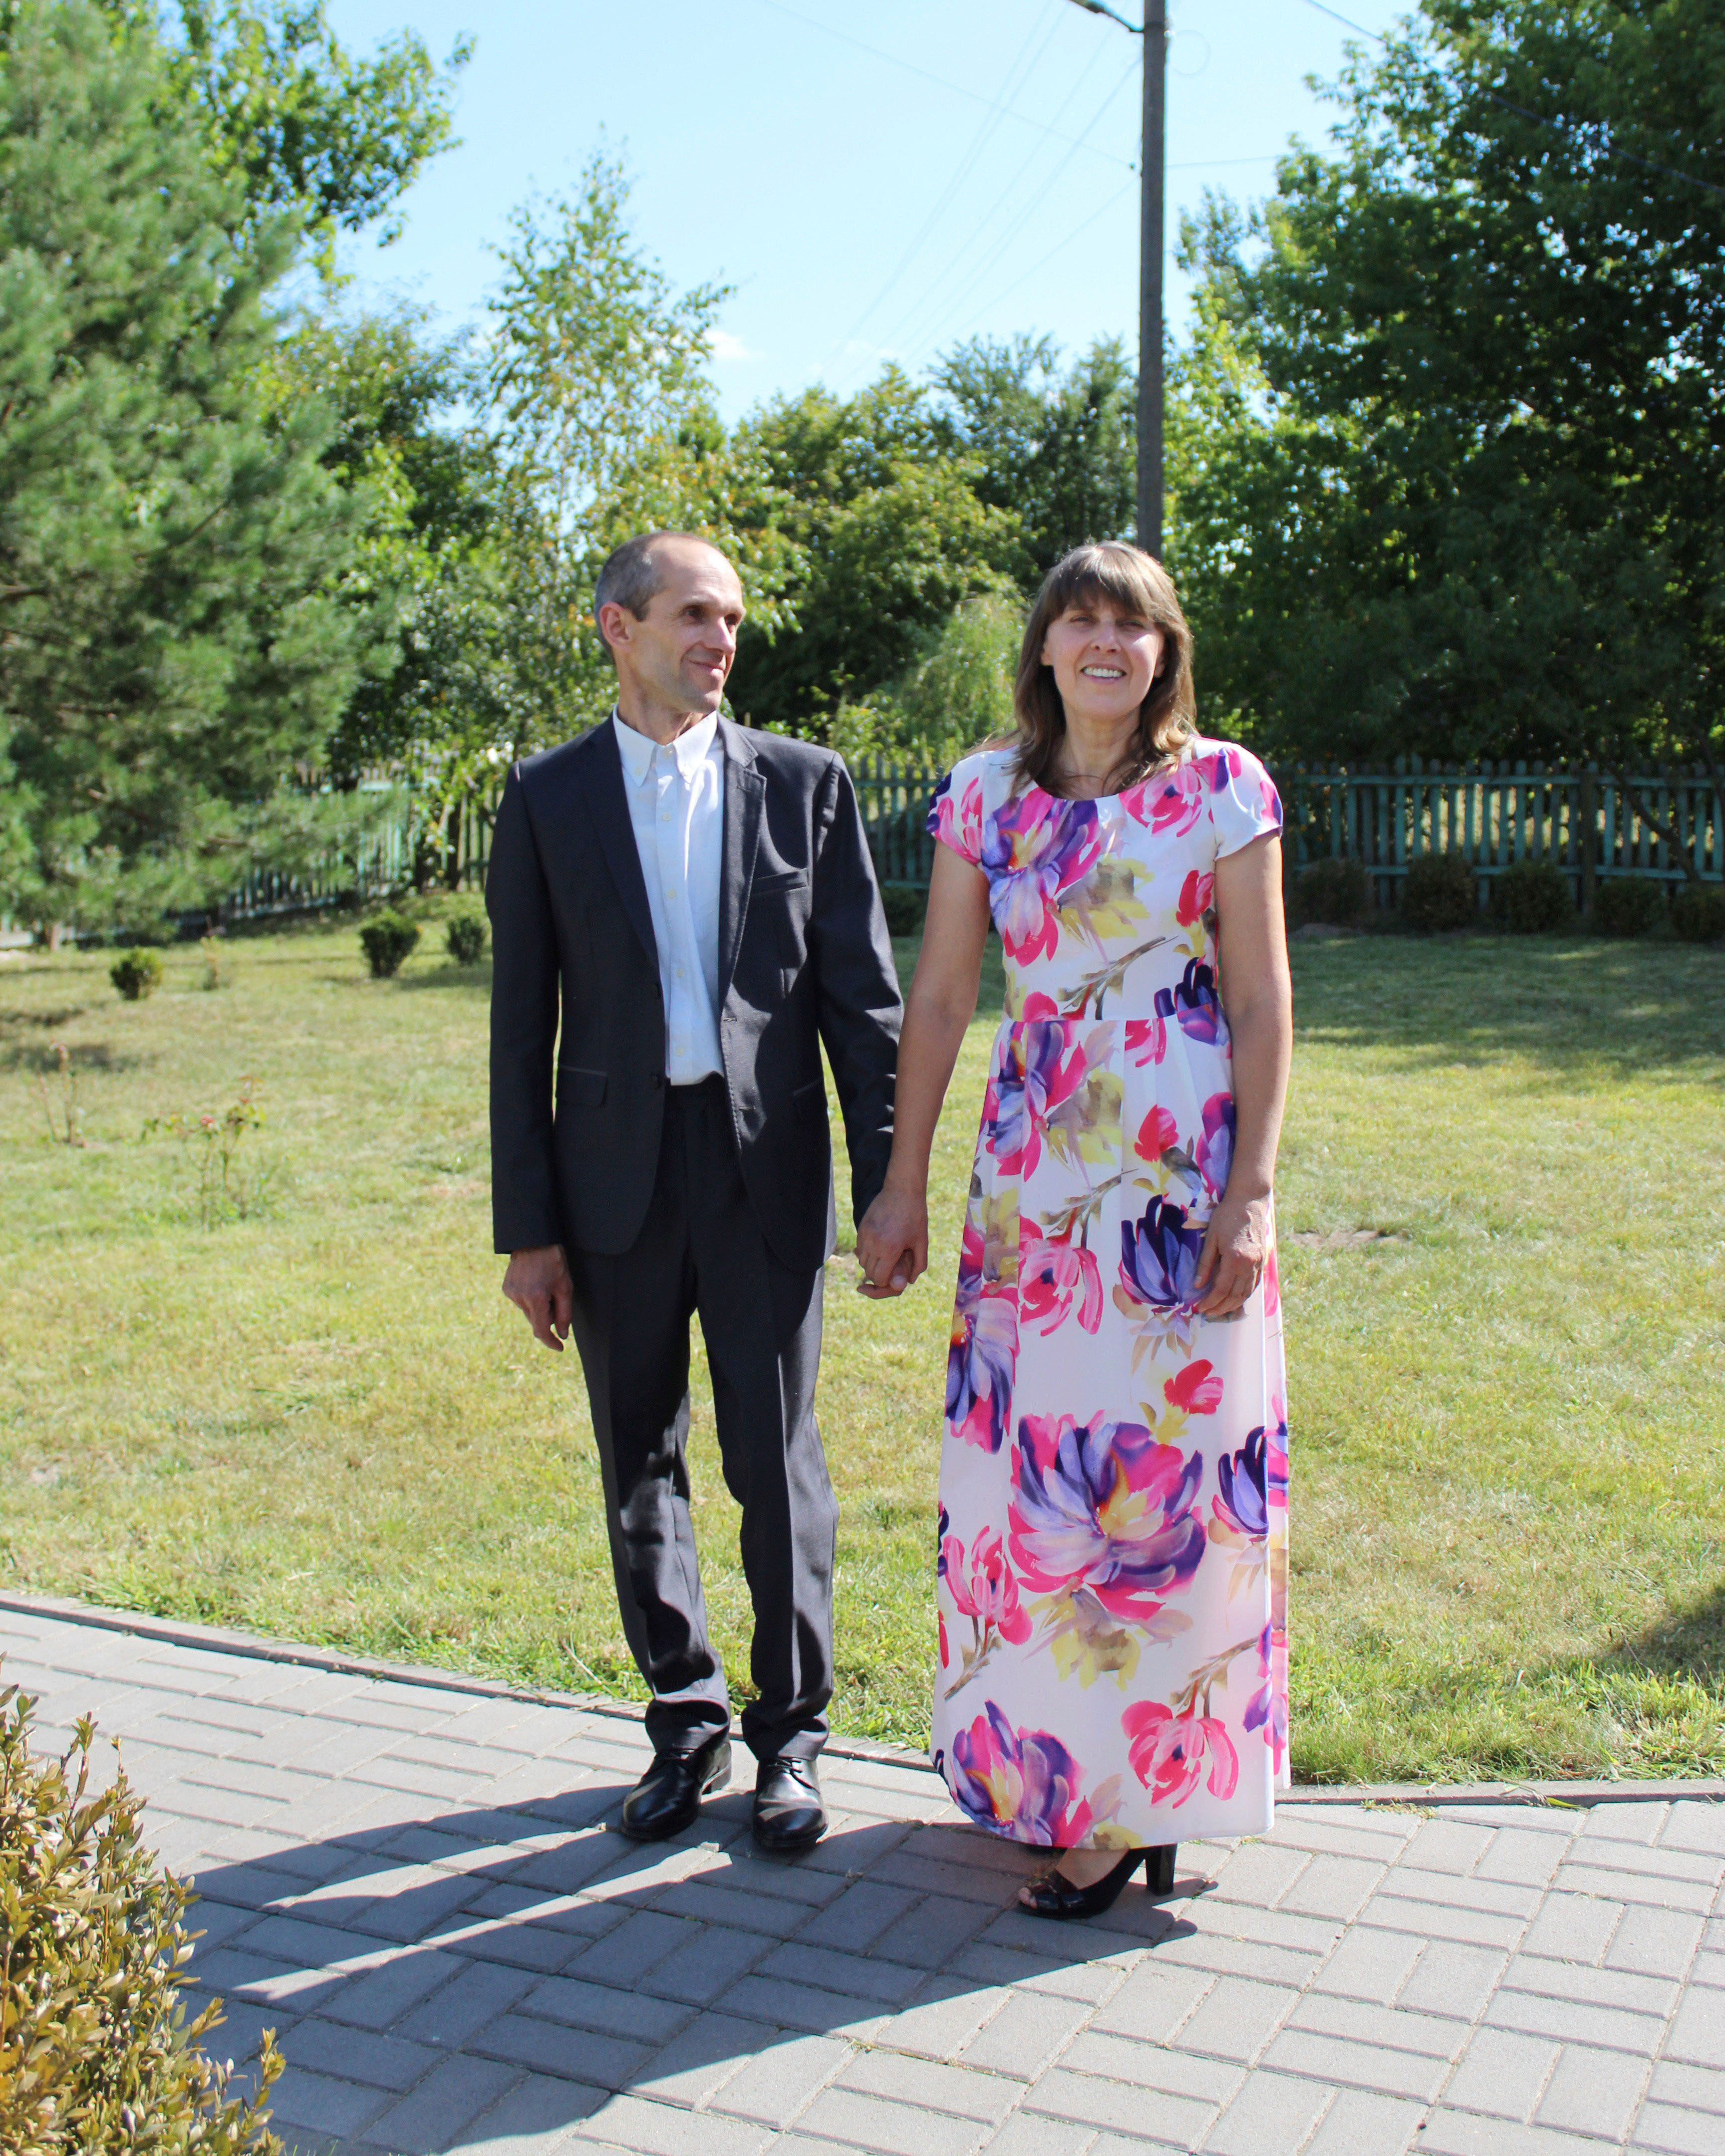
{"left": 857, "top": 542, "right": 1292, "bottom": 1919}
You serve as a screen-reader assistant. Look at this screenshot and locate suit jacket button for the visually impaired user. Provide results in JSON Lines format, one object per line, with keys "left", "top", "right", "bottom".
{"left": 648, "top": 1073, "right": 664, "bottom": 1089}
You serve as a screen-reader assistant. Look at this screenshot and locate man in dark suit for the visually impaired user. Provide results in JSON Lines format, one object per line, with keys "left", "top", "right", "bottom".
{"left": 487, "top": 531, "right": 902, "bottom": 1852}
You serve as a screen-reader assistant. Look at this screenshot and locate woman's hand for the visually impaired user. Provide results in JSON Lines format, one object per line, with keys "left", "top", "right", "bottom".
{"left": 855, "top": 1185, "right": 929, "bottom": 1298}
{"left": 1192, "top": 1190, "right": 1273, "bottom": 1318}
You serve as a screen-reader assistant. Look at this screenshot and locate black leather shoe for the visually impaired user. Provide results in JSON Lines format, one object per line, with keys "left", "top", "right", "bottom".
{"left": 618, "top": 1733, "right": 732, "bottom": 1842}
{"left": 752, "top": 1755, "right": 827, "bottom": 1853}
{"left": 1019, "top": 1843, "right": 1177, "bottom": 1920}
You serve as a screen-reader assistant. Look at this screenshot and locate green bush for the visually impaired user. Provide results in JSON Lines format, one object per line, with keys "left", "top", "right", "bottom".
{"left": 1671, "top": 882, "right": 1725, "bottom": 946}
{"left": 1295, "top": 855, "right": 1369, "bottom": 926}
{"left": 879, "top": 884, "right": 928, "bottom": 938}
{"left": 1401, "top": 850, "right": 1477, "bottom": 932}
{"left": 445, "top": 906, "right": 489, "bottom": 965}
{"left": 109, "top": 948, "right": 164, "bottom": 1001}
{"left": 1490, "top": 858, "right": 1574, "bottom": 935}
{"left": 1592, "top": 876, "right": 1667, "bottom": 938}
{"left": 358, "top": 910, "right": 421, "bottom": 978}
{"left": 0, "top": 1674, "right": 283, "bottom": 2154}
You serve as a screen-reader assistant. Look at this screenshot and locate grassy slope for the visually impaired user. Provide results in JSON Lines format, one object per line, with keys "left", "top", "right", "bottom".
{"left": 0, "top": 917, "right": 1720, "bottom": 1779}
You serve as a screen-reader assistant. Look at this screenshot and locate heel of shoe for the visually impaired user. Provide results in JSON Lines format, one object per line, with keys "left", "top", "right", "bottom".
{"left": 1144, "top": 1843, "right": 1176, "bottom": 1897}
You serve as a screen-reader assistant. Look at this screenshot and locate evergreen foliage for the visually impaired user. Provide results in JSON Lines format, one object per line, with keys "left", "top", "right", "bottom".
{"left": 109, "top": 949, "right": 165, "bottom": 1000}
{"left": 1402, "top": 850, "right": 1479, "bottom": 931}
{"left": 1671, "top": 883, "right": 1725, "bottom": 945}
{"left": 1592, "top": 875, "right": 1668, "bottom": 937}
{"left": 1490, "top": 859, "right": 1574, "bottom": 934}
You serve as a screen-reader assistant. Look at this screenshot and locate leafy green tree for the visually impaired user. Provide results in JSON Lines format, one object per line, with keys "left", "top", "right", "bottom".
{"left": 730, "top": 370, "right": 1022, "bottom": 736}
{"left": 1169, "top": 0, "right": 1725, "bottom": 821}
{"left": 934, "top": 333, "right": 1137, "bottom": 580}
{"left": 0, "top": 0, "right": 385, "bottom": 937}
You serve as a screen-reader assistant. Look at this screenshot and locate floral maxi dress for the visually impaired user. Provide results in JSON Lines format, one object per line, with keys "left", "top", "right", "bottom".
{"left": 928, "top": 740, "right": 1290, "bottom": 1849}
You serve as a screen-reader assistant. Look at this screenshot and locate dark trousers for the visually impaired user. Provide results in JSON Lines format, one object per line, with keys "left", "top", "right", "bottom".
{"left": 564, "top": 1077, "right": 836, "bottom": 1763}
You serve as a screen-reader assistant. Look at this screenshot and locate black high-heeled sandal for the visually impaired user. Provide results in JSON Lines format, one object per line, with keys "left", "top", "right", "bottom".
{"left": 1020, "top": 1842, "right": 1178, "bottom": 1920}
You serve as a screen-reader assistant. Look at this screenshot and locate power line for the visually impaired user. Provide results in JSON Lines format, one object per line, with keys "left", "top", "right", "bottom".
{"left": 1292, "top": 0, "right": 1725, "bottom": 202}
{"left": 931, "top": 177, "right": 1142, "bottom": 351}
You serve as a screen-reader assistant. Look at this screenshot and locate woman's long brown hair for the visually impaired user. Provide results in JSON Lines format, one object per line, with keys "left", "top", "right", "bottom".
{"left": 1011, "top": 542, "right": 1196, "bottom": 797}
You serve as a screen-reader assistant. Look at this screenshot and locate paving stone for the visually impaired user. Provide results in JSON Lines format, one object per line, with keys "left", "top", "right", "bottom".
{"left": 1168, "top": 1975, "right": 1297, "bottom": 2065}
{"left": 757, "top": 1942, "right": 926, "bottom": 2006}
{"left": 957, "top": 1986, "right": 1093, "bottom": 2078}
{"left": 865, "top": 1975, "right": 1006, "bottom": 2060}
{"left": 1535, "top": 2039, "right": 1649, "bottom": 2141}
{"left": 1555, "top": 1863, "right": 1719, "bottom": 1915}
{"left": 1308, "top": 1922, "right": 1422, "bottom": 2004}
{"left": 1023, "top": 2066, "right": 1214, "bottom": 2145}
{"left": 363, "top": 2053, "right": 548, "bottom": 2155}
{"left": 1206, "top": 1841, "right": 1310, "bottom": 1910}
{"left": 1561, "top": 1839, "right": 1725, "bottom": 1889}
{"left": 281, "top": 2015, "right": 441, "bottom": 2091}
{"left": 470, "top": 2011, "right": 654, "bottom": 2089}
{"left": 976, "top": 2117, "right": 1096, "bottom": 2156}
{"left": 1632, "top": 2100, "right": 1725, "bottom": 2155}
{"left": 838, "top": 2048, "right": 1021, "bottom": 2122}
{"left": 1486, "top": 1984, "right": 1668, "bottom": 2057}
{"left": 1401, "top": 1820, "right": 1496, "bottom": 1879}
{"left": 1089, "top": 1957, "right": 1214, "bottom": 2042}
{"left": 1200, "top": 2066, "right": 1334, "bottom": 2156}
{"left": 653, "top": 1879, "right": 813, "bottom": 1937}
{"left": 870, "top": 1851, "right": 1029, "bottom": 1905}
{"left": 1059, "top": 2029, "right": 1240, "bottom": 2104}
{"left": 1474, "top": 1829, "right": 1571, "bottom": 1890}
{"left": 1501, "top": 1951, "right": 1678, "bottom": 2016}
{"left": 560, "top": 1909, "right": 692, "bottom": 1988}
{"left": 706, "top": 2028, "right": 852, "bottom": 2125}
{"left": 393, "top": 1955, "right": 538, "bottom": 2046}
{"left": 865, "top": 1892, "right": 994, "bottom": 1968}
{"left": 626, "top": 2010, "right": 762, "bottom": 2108}
{"left": 1665, "top": 1985, "right": 1725, "bottom": 2068}
{"left": 640, "top": 1921, "right": 772, "bottom": 2005}
{"left": 1417, "top": 2108, "right": 1597, "bottom": 2156}
{"left": 1288, "top": 1990, "right": 1468, "bottom": 2060}
{"left": 1361, "top": 1892, "right": 1523, "bottom": 1952}
{"left": 1301, "top": 2087, "right": 1425, "bottom": 2156}
{"left": 1440, "top": 2025, "right": 1560, "bottom": 2121}
{"left": 1520, "top": 1889, "right": 1625, "bottom": 1966}
{"left": 948, "top": 1940, "right": 1127, "bottom": 2004}
{"left": 1258, "top": 2027, "right": 1447, "bottom": 2103}
{"left": 794, "top": 2084, "right": 996, "bottom": 2154}
{"left": 574, "top": 2091, "right": 769, "bottom": 2154}
{"left": 1607, "top": 1904, "right": 1708, "bottom": 1977}
{"left": 715, "top": 1974, "right": 886, "bottom": 2040}
{"left": 1263, "top": 1811, "right": 1414, "bottom": 1865}
{"left": 1647, "top": 2059, "right": 1725, "bottom": 2111}
{"left": 519, "top": 1973, "right": 691, "bottom": 2045}
{"left": 431, "top": 1909, "right": 591, "bottom": 1972}
{"left": 1132, "top": 1925, "right": 1324, "bottom": 1992}
{"left": 1275, "top": 1854, "right": 1384, "bottom": 1925}
{"left": 267, "top": 2062, "right": 392, "bottom": 2139}
{"left": 792, "top": 1881, "right": 922, "bottom": 1953}
{"left": 1394, "top": 1938, "right": 1508, "bottom": 2022}
{"left": 1582, "top": 1802, "right": 1671, "bottom": 1847}
{"left": 455, "top": 2069, "right": 610, "bottom": 2154}
{"left": 1660, "top": 1804, "right": 1725, "bottom": 1858}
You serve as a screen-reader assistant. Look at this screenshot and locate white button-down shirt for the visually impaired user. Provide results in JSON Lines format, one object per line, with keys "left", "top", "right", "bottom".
{"left": 612, "top": 708, "right": 725, "bottom": 1083}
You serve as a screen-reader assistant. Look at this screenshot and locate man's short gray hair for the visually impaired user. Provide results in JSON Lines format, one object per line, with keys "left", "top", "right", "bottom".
{"left": 593, "top": 532, "right": 728, "bottom": 661}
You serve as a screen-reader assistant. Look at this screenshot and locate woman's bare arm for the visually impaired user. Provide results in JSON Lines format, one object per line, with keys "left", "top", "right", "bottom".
{"left": 1193, "top": 832, "right": 1293, "bottom": 1317}
{"left": 855, "top": 843, "right": 992, "bottom": 1296}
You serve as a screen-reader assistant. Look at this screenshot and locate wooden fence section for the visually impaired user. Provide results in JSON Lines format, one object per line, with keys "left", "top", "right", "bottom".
{"left": 852, "top": 756, "right": 1725, "bottom": 909}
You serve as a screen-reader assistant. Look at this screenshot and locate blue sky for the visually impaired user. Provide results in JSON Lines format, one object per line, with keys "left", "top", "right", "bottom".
{"left": 325, "top": 0, "right": 1406, "bottom": 419}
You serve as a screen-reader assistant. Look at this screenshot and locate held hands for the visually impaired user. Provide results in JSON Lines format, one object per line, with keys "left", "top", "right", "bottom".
{"left": 503, "top": 1243, "right": 574, "bottom": 1350}
{"left": 1192, "top": 1190, "right": 1273, "bottom": 1319}
{"left": 854, "top": 1185, "right": 929, "bottom": 1299}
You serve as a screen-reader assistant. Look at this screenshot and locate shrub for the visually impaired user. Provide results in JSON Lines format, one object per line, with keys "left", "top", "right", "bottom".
{"left": 1295, "top": 855, "right": 1369, "bottom": 926}
{"left": 445, "top": 906, "right": 489, "bottom": 965}
{"left": 880, "top": 884, "right": 928, "bottom": 937}
{"left": 358, "top": 911, "right": 420, "bottom": 977}
{"left": 1592, "top": 876, "right": 1667, "bottom": 938}
{"left": 1671, "top": 882, "right": 1725, "bottom": 946}
{"left": 1401, "top": 850, "right": 1477, "bottom": 932}
{"left": 0, "top": 1673, "right": 283, "bottom": 2154}
{"left": 1491, "top": 858, "right": 1574, "bottom": 935}
{"left": 109, "top": 948, "right": 164, "bottom": 1001}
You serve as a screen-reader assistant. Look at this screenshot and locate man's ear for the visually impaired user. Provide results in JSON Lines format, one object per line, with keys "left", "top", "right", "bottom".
{"left": 596, "top": 601, "right": 629, "bottom": 656}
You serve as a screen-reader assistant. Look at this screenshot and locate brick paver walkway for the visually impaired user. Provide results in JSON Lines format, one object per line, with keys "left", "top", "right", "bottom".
{"left": 2, "top": 1599, "right": 1721, "bottom": 2156}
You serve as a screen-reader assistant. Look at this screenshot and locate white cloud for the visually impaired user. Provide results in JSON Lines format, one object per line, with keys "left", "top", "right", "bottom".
{"left": 707, "top": 327, "right": 757, "bottom": 364}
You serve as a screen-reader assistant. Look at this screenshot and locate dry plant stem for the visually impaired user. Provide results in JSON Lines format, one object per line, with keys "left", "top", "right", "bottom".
{"left": 0, "top": 918, "right": 1720, "bottom": 1778}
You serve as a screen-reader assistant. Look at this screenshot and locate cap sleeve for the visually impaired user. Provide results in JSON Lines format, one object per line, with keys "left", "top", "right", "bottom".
{"left": 926, "top": 754, "right": 987, "bottom": 868}
{"left": 1204, "top": 741, "right": 1283, "bottom": 859}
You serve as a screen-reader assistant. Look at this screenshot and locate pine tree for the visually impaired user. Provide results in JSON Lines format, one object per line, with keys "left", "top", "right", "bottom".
{"left": 0, "top": 0, "right": 384, "bottom": 936}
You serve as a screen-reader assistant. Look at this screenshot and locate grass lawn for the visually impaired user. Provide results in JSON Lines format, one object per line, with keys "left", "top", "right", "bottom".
{"left": 0, "top": 910, "right": 1721, "bottom": 1783}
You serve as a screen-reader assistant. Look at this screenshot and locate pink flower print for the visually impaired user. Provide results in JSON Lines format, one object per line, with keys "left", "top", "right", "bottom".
{"left": 1133, "top": 1103, "right": 1179, "bottom": 1161}
{"left": 1124, "top": 1014, "right": 1167, "bottom": 1068}
{"left": 1019, "top": 1233, "right": 1103, "bottom": 1338}
{"left": 981, "top": 794, "right": 1105, "bottom": 963}
{"left": 1164, "top": 1359, "right": 1223, "bottom": 1415}
{"left": 1176, "top": 869, "right": 1213, "bottom": 926}
{"left": 1021, "top": 991, "right": 1059, "bottom": 1020}
{"left": 927, "top": 769, "right": 985, "bottom": 864}
{"left": 987, "top": 1023, "right": 1093, "bottom": 1182}
{"left": 1122, "top": 1699, "right": 1240, "bottom": 1806}
{"left": 949, "top": 1703, "right": 1119, "bottom": 1845}
{"left": 943, "top": 1528, "right": 1031, "bottom": 1646}
{"left": 1130, "top": 761, "right": 1205, "bottom": 839}
{"left": 1194, "top": 1092, "right": 1235, "bottom": 1202}
{"left": 1009, "top": 1413, "right": 1205, "bottom": 1626}
{"left": 1244, "top": 1623, "right": 1288, "bottom": 1776}
{"left": 1264, "top": 1243, "right": 1281, "bottom": 1317}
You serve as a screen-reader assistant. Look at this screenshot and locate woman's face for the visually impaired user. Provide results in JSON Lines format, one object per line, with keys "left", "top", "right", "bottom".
{"left": 1041, "top": 594, "right": 1165, "bottom": 731}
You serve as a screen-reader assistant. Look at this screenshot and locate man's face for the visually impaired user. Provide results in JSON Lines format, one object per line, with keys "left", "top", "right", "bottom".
{"left": 604, "top": 541, "right": 745, "bottom": 717}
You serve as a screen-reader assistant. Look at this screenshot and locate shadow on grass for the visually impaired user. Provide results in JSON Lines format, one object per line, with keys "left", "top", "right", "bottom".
{"left": 0, "top": 1037, "right": 146, "bottom": 1076}
{"left": 1287, "top": 934, "right": 1725, "bottom": 1078}
{"left": 182, "top": 1773, "right": 1200, "bottom": 2151}
{"left": 1603, "top": 1581, "right": 1725, "bottom": 1689}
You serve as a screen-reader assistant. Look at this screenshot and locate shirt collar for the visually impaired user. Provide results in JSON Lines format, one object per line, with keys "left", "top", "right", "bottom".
{"left": 612, "top": 708, "right": 721, "bottom": 787}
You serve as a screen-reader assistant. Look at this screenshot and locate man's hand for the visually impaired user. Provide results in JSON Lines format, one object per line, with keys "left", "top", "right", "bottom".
{"left": 503, "top": 1244, "right": 575, "bottom": 1350}
{"left": 855, "top": 1187, "right": 929, "bottom": 1299}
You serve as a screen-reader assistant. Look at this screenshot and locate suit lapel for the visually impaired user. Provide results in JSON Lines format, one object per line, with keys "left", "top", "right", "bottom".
{"left": 717, "top": 719, "right": 763, "bottom": 1004}
{"left": 578, "top": 719, "right": 659, "bottom": 969}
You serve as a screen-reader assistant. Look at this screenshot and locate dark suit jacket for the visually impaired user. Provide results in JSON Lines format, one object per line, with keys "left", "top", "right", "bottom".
{"left": 486, "top": 716, "right": 902, "bottom": 1275}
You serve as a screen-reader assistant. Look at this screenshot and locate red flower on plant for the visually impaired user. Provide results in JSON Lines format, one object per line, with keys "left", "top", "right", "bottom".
{"left": 1164, "top": 1360, "right": 1223, "bottom": 1415}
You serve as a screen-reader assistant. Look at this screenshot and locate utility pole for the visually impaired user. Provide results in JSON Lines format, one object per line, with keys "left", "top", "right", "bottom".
{"left": 1068, "top": 0, "right": 1166, "bottom": 557}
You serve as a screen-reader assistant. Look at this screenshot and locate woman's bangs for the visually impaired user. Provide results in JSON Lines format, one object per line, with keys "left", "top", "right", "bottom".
{"left": 1048, "top": 550, "right": 1162, "bottom": 625}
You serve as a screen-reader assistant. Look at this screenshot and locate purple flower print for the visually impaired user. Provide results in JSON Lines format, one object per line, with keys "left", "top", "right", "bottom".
{"left": 1213, "top": 1425, "right": 1269, "bottom": 1545}
{"left": 947, "top": 1217, "right": 1018, "bottom": 1452}
{"left": 1117, "top": 1197, "right": 1206, "bottom": 1320}
{"left": 927, "top": 770, "right": 984, "bottom": 864}
{"left": 1243, "top": 1622, "right": 1288, "bottom": 1775}
{"left": 948, "top": 1701, "right": 1117, "bottom": 1845}
{"left": 1195, "top": 1092, "right": 1235, "bottom": 1202}
{"left": 1009, "top": 1412, "right": 1205, "bottom": 1626}
{"left": 1154, "top": 959, "right": 1228, "bottom": 1047}
{"left": 985, "top": 1023, "right": 1092, "bottom": 1181}
{"left": 980, "top": 794, "right": 1104, "bottom": 963}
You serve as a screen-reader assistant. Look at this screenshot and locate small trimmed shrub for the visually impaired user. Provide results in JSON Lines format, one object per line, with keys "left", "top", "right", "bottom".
{"left": 1401, "top": 850, "right": 1477, "bottom": 932}
{"left": 1295, "top": 855, "right": 1369, "bottom": 927}
{"left": 1491, "top": 858, "right": 1574, "bottom": 935}
{"left": 358, "top": 911, "right": 421, "bottom": 978}
{"left": 0, "top": 1673, "right": 284, "bottom": 2154}
{"left": 1592, "top": 876, "right": 1667, "bottom": 938}
{"left": 1671, "top": 882, "right": 1725, "bottom": 946}
{"left": 445, "top": 906, "right": 489, "bottom": 965}
{"left": 109, "top": 948, "right": 164, "bottom": 1001}
{"left": 880, "top": 884, "right": 928, "bottom": 937}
